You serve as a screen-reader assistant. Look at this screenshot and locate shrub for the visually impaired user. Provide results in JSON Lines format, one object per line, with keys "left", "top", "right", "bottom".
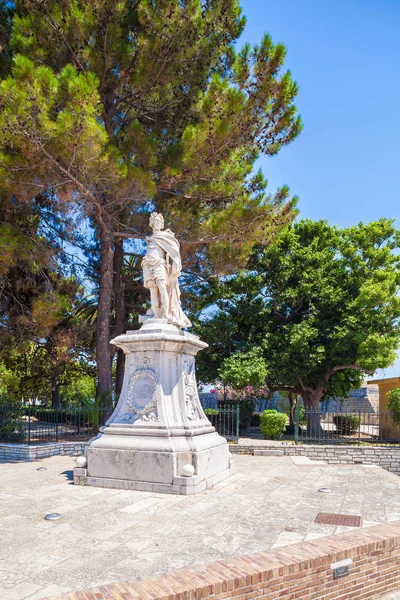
{"left": 203, "top": 408, "right": 219, "bottom": 415}
{"left": 387, "top": 387, "right": 400, "bottom": 426}
{"left": 332, "top": 414, "right": 362, "bottom": 435}
{"left": 0, "top": 398, "right": 25, "bottom": 443}
{"left": 260, "top": 409, "right": 287, "bottom": 440}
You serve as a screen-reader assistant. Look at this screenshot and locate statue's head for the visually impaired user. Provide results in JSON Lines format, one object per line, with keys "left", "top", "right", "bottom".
{"left": 149, "top": 212, "right": 164, "bottom": 231}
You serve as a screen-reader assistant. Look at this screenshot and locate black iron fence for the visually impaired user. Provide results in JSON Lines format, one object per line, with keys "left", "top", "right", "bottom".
{"left": 203, "top": 404, "right": 240, "bottom": 440}
{"left": 4, "top": 403, "right": 400, "bottom": 446}
{"left": 295, "top": 409, "right": 400, "bottom": 445}
{"left": 0, "top": 403, "right": 240, "bottom": 444}
{"left": 0, "top": 404, "right": 109, "bottom": 444}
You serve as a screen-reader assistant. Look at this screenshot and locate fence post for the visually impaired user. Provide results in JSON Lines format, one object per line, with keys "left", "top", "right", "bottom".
{"left": 295, "top": 403, "right": 299, "bottom": 444}
{"left": 55, "top": 408, "right": 59, "bottom": 442}
{"left": 236, "top": 404, "right": 240, "bottom": 440}
{"left": 28, "top": 404, "right": 31, "bottom": 445}
{"left": 358, "top": 410, "right": 361, "bottom": 446}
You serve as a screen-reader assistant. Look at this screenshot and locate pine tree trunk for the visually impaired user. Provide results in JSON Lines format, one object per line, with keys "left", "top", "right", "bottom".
{"left": 96, "top": 218, "right": 115, "bottom": 408}
{"left": 288, "top": 392, "right": 296, "bottom": 426}
{"left": 51, "top": 372, "right": 60, "bottom": 410}
{"left": 47, "top": 338, "right": 61, "bottom": 410}
{"left": 301, "top": 389, "right": 324, "bottom": 438}
{"left": 112, "top": 237, "right": 126, "bottom": 397}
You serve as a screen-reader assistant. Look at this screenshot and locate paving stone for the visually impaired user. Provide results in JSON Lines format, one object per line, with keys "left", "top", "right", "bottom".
{"left": 1, "top": 454, "right": 400, "bottom": 599}
{"left": 1, "top": 581, "right": 42, "bottom": 600}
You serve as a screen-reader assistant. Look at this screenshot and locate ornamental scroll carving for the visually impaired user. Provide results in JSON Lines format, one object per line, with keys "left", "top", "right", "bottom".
{"left": 183, "top": 360, "right": 200, "bottom": 421}
{"left": 120, "top": 367, "right": 160, "bottom": 423}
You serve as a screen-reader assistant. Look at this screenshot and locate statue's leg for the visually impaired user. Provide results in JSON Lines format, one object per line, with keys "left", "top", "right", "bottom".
{"left": 148, "top": 282, "right": 162, "bottom": 318}
{"left": 157, "top": 279, "right": 170, "bottom": 320}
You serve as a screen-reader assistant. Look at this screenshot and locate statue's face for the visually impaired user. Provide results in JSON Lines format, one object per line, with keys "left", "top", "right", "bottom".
{"left": 152, "top": 215, "right": 163, "bottom": 230}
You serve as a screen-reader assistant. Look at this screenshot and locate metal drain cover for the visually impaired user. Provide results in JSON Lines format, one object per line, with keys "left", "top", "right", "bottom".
{"left": 315, "top": 512, "right": 361, "bottom": 527}
{"left": 44, "top": 513, "right": 62, "bottom": 521}
{"left": 318, "top": 487, "right": 332, "bottom": 493}
{"left": 37, "top": 467, "right": 47, "bottom": 471}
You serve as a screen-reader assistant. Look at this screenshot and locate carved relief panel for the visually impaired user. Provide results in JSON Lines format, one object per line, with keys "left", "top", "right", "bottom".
{"left": 118, "top": 357, "right": 160, "bottom": 423}
{"left": 183, "top": 359, "right": 201, "bottom": 421}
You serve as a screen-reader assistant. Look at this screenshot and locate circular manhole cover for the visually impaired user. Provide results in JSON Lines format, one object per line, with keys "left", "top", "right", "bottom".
{"left": 36, "top": 467, "right": 47, "bottom": 471}
{"left": 44, "top": 513, "right": 62, "bottom": 521}
{"left": 318, "top": 487, "right": 332, "bottom": 493}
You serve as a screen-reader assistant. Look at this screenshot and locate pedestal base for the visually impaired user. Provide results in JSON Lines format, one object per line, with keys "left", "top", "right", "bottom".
{"left": 74, "top": 468, "right": 234, "bottom": 495}
{"left": 73, "top": 321, "right": 234, "bottom": 495}
{"left": 74, "top": 430, "right": 234, "bottom": 495}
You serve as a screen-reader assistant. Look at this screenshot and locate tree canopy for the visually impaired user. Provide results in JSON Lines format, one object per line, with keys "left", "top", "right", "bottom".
{"left": 199, "top": 219, "right": 400, "bottom": 414}
{"left": 0, "top": 0, "right": 302, "bottom": 401}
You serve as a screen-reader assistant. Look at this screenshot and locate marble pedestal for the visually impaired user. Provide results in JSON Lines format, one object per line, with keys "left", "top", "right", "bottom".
{"left": 74, "top": 320, "right": 234, "bottom": 494}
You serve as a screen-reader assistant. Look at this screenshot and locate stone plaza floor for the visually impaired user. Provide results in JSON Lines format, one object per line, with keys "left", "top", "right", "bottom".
{"left": 1, "top": 454, "right": 400, "bottom": 600}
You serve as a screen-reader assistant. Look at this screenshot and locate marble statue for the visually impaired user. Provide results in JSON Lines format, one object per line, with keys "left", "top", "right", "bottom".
{"left": 73, "top": 213, "right": 234, "bottom": 495}
{"left": 142, "top": 212, "right": 191, "bottom": 329}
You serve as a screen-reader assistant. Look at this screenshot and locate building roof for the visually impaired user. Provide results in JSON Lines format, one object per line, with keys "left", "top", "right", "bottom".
{"left": 367, "top": 376, "right": 400, "bottom": 385}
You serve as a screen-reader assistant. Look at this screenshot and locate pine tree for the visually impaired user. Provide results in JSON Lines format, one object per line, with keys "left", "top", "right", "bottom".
{"left": 0, "top": 0, "right": 302, "bottom": 401}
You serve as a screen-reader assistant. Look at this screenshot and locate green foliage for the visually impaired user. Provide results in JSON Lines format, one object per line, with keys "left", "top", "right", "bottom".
{"left": 0, "top": 363, "right": 19, "bottom": 395}
{"left": 259, "top": 409, "right": 287, "bottom": 440}
{"left": 0, "top": 394, "right": 25, "bottom": 442}
{"left": 203, "top": 408, "right": 219, "bottom": 416}
{"left": 332, "top": 414, "right": 362, "bottom": 436}
{"left": 0, "top": 0, "right": 302, "bottom": 266}
{"left": 60, "top": 375, "right": 96, "bottom": 407}
{"left": 387, "top": 388, "right": 400, "bottom": 426}
{"left": 197, "top": 219, "right": 400, "bottom": 410}
{"left": 219, "top": 397, "right": 255, "bottom": 431}
{"left": 218, "top": 347, "right": 267, "bottom": 389}
{"left": 259, "top": 219, "right": 400, "bottom": 398}
{"left": 297, "top": 405, "right": 306, "bottom": 426}
{"left": 25, "top": 406, "right": 100, "bottom": 432}
{"left": 0, "top": 0, "right": 303, "bottom": 399}
{"left": 238, "top": 398, "right": 255, "bottom": 430}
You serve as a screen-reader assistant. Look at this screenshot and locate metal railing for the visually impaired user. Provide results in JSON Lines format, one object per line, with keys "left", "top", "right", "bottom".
{"left": 0, "top": 402, "right": 240, "bottom": 445}
{"left": 204, "top": 404, "right": 240, "bottom": 441}
{"left": 295, "top": 408, "right": 400, "bottom": 445}
{"left": 0, "top": 405, "right": 109, "bottom": 445}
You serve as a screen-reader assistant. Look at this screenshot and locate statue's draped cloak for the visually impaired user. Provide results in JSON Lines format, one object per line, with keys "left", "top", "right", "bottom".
{"left": 149, "top": 230, "right": 191, "bottom": 329}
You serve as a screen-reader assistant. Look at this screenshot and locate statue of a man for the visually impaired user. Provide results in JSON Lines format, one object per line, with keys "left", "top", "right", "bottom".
{"left": 142, "top": 212, "right": 191, "bottom": 329}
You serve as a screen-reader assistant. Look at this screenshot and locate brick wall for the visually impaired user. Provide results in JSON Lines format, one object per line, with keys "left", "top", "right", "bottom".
{"left": 45, "top": 521, "right": 400, "bottom": 600}
{"left": 0, "top": 441, "right": 86, "bottom": 461}
{"left": 230, "top": 443, "right": 400, "bottom": 474}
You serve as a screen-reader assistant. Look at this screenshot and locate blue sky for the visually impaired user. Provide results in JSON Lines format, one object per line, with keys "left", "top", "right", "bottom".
{"left": 239, "top": 0, "right": 400, "bottom": 379}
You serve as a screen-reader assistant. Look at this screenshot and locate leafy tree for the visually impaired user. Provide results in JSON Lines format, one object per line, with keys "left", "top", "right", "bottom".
{"left": 200, "top": 219, "right": 400, "bottom": 435}
{"left": 0, "top": 362, "right": 19, "bottom": 396}
{"left": 387, "top": 388, "right": 400, "bottom": 426}
{"left": 219, "top": 347, "right": 267, "bottom": 388}
{"left": 60, "top": 373, "right": 96, "bottom": 407}
{"left": 0, "top": 199, "right": 94, "bottom": 407}
{"left": 0, "top": 0, "right": 302, "bottom": 402}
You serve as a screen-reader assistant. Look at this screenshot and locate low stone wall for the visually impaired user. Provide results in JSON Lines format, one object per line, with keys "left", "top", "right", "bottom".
{"left": 46, "top": 521, "right": 400, "bottom": 600}
{"left": 230, "top": 443, "right": 400, "bottom": 474}
{"left": 0, "top": 441, "right": 86, "bottom": 461}
{"left": 3, "top": 440, "right": 400, "bottom": 475}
